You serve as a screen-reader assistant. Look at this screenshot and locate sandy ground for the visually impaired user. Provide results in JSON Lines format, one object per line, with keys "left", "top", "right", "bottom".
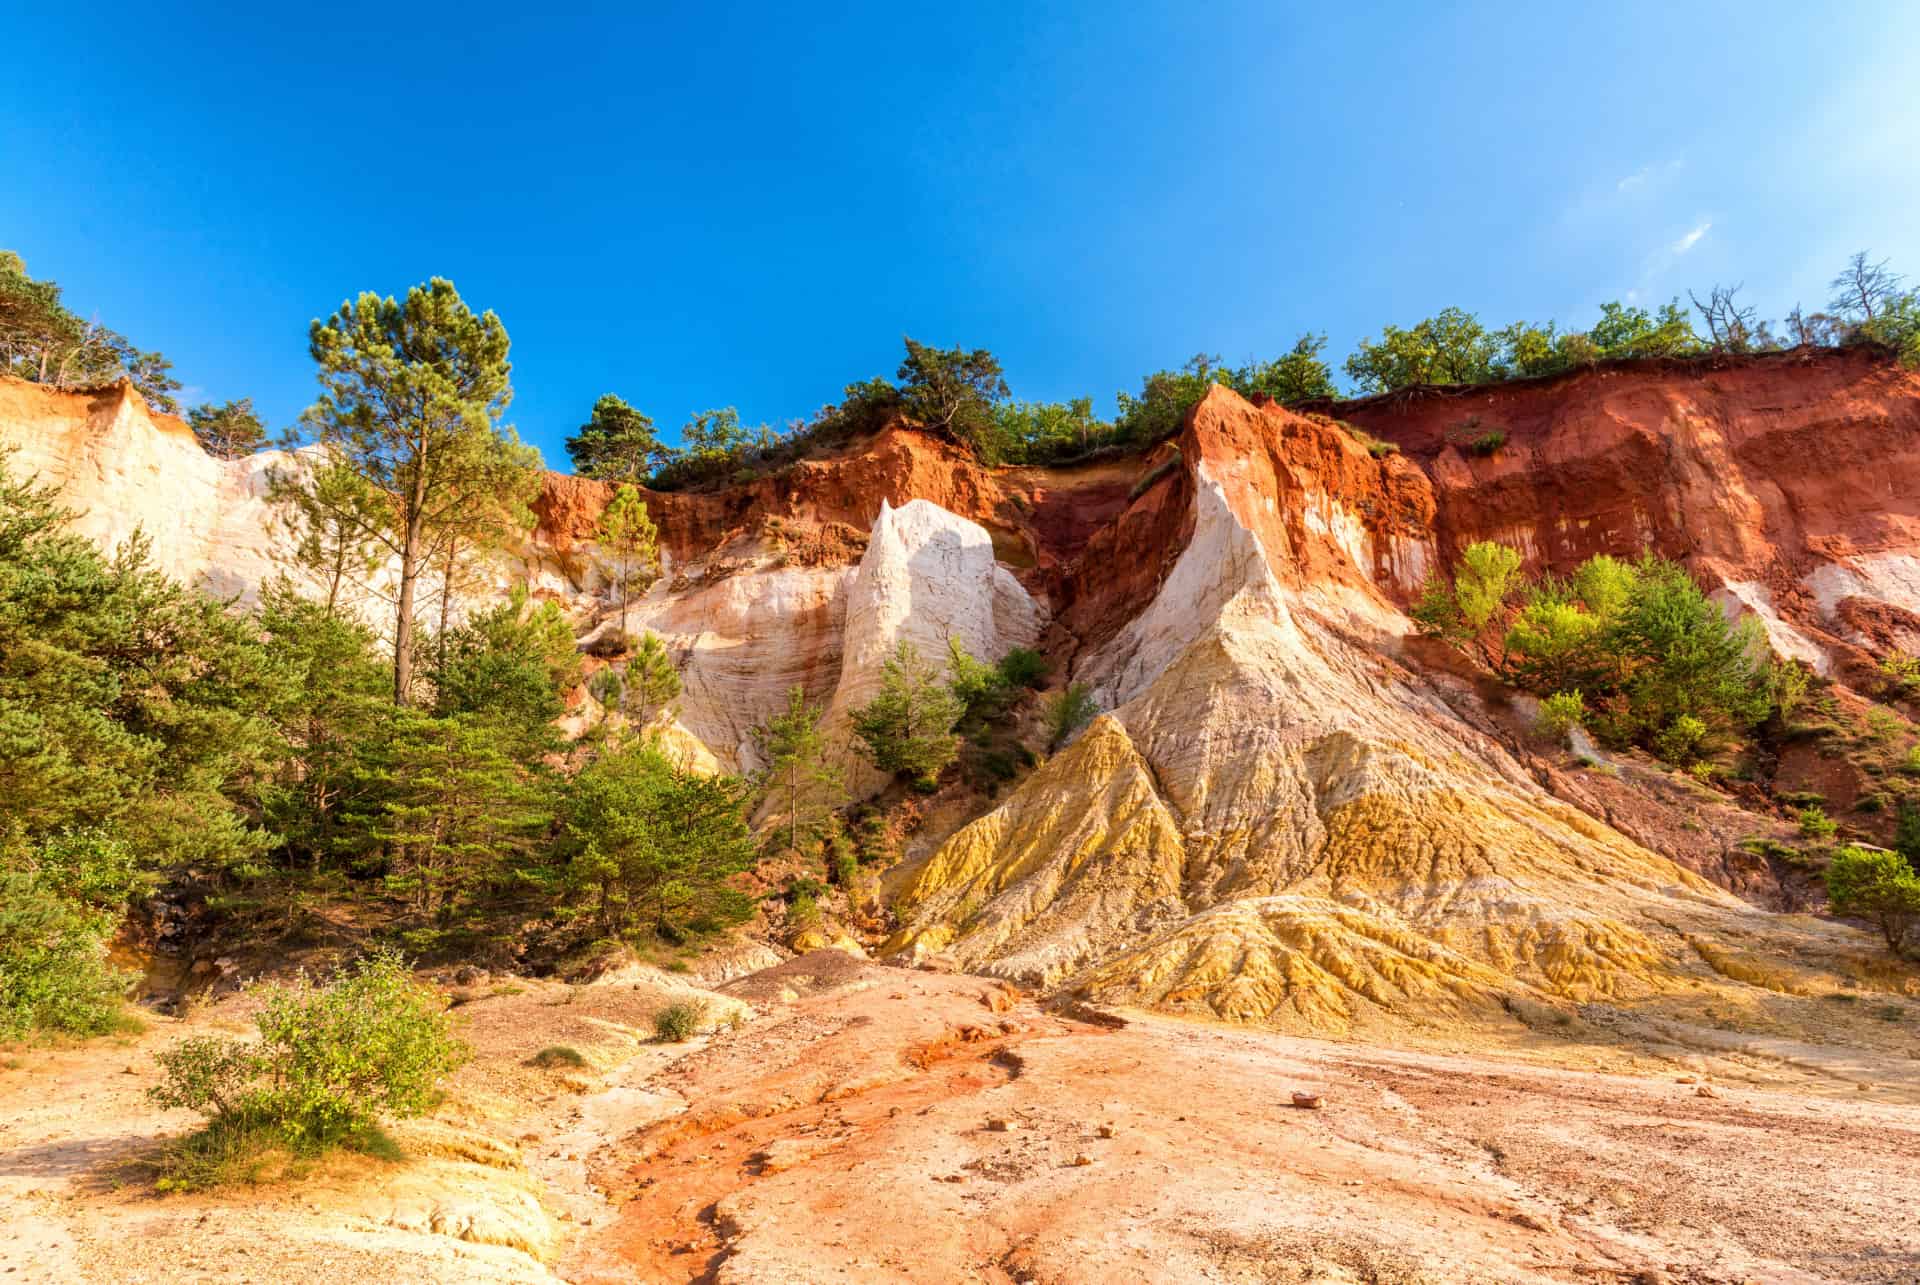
{"left": 4, "top": 953, "right": 1919, "bottom": 1284}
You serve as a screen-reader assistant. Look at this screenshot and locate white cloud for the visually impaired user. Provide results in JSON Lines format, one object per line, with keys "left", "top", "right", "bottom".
{"left": 1671, "top": 221, "right": 1711, "bottom": 255}
{"left": 1615, "top": 158, "right": 1684, "bottom": 194}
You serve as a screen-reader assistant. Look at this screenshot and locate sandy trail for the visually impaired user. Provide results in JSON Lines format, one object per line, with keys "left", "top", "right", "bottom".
{"left": 5, "top": 955, "right": 1919, "bottom": 1283}
{"left": 570, "top": 960, "right": 1920, "bottom": 1285}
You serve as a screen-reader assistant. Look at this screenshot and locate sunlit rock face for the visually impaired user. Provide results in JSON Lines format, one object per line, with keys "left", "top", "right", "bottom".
{"left": 10, "top": 349, "right": 1920, "bottom": 1033}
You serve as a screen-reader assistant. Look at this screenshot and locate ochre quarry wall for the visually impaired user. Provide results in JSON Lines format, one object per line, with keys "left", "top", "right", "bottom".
{"left": 890, "top": 376, "right": 1920, "bottom": 1035}
{"left": 7, "top": 361, "right": 1920, "bottom": 1037}
{"left": 1331, "top": 346, "right": 1920, "bottom": 674}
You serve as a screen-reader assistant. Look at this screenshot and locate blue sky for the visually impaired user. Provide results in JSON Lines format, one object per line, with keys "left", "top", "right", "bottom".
{"left": 5, "top": 1, "right": 1918, "bottom": 465}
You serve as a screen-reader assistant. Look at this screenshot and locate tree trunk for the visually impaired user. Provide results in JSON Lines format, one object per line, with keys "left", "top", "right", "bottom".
{"left": 437, "top": 534, "right": 460, "bottom": 675}
{"left": 324, "top": 523, "right": 347, "bottom": 618}
{"left": 393, "top": 440, "right": 430, "bottom": 705}
{"left": 395, "top": 513, "right": 424, "bottom": 704}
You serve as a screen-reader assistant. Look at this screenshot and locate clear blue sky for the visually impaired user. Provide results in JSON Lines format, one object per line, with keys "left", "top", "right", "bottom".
{"left": 6, "top": 1, "right": 1918, "bottom": 465}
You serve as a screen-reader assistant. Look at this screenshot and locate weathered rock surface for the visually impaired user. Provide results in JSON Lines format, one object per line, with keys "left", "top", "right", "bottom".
{"left": 8, "top": 355, "right": 1920, "bottom": 1038}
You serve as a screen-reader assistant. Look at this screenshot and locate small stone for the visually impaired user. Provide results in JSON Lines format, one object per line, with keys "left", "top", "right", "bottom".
{"left": 1291, "top": 1092, "right": 1324, "bottom": 1110}
{"left": 1070, "top": 1153, "right": 1094, "bottom": 1167}
{"left": 1096, "top": 1123, "right": 1118, "bottom": 1139}
{"left": 1675, "top": 1075, "right": 1697, "bottom": 1084}
{"left": 1695, "top": 1084, "right": 1718, "bottom": 1099}
{"left": 985, "top": 1117, "right": 1016, "bottom": 1133}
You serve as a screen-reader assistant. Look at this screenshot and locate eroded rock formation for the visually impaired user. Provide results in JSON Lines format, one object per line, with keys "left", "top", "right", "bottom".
{"left": 7, "top": 349, "right": 1920, "bottom": 1038}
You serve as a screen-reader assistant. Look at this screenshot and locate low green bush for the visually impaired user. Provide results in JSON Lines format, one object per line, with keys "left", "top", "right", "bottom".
{"left": 528, "top": 1045, "right": 587, "bottom": 1070}
{"left": 994, "top": 647, "right": 1051, "bottom": 691}
{"left": 653, "top": 999, "right": 708, "bottom": 1043}
{"left": 148, "top": 950, "right": 466, "bottom": 1187}
{"left": 1795, "top": 805, "right": 1839, "bottom": 841}
{"left": 0, "top": 870, "right": 135, "bottom": 1041}
{"left": 1826, "top": 844, "right": 1920, "bottom": 952}
{"left": 1655, "top": 714, "right": 1710, "bottom": 766}
{"left": 1415, "top": 548, "right": 1772, "bottom": 766}
{"left": 1044, "top": 683, "right": 1098, "bottom": 751}
{"left": 1881, "top": 651, "right": 1920, "bottom": 696}
{"left": 1535, "top": 691, "right": 1586, "bottom": 740}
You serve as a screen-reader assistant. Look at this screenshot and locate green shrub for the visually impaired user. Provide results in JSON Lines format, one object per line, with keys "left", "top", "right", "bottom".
{"left": 851, "top": 641, "right": 964, "bottom": 788}
{"left": 1825, "top": 844, "right": 1920, "bottom": 951}
{"left": 784, "top": 876, "right": 826, "bottom": 903}
{"left": 947, "top": 640, "right": 1020, "bottom": 735}
{"left": 556, "top": 740, "right": 756, "bottom": 939}
{"left": 26, "top": 828, "right": 144, "bottom": 909}
{"left": 1739, "top": 837, "right": 1802, "bottom": 862}
{"left": 149, "top": 950, "right": 467, "bottom": 1154}
{"left": 0, "top": 870, "right": 136, "bottom": 1041}
{"left": 1468, "top": 429, "right": 1507, "bottom": 456}
{"left": 1768, "top": 658, "right": 1811, "bottom": 719}
{"left": 1894, "top": 801, "right": 1920, "bottom": 871}
{"left": 1864, "top": 709, "right": 1904, "bottom": 744}
{"left": 1535, "top": 691, "right": 1586, "bottom": 740}
{"left": 1455, "top": 542, "right": 1524, "bottom": 632}
{"left": 823, "top": 822, "right": 859, "bottom": 887}
{"left": 1420, "top": 545, "right": 1771, "bottom": 761}
{"left": 1901, "top": 746, "right": 1920, "bottom": 776}
{"left": 994, "top": 647, "right": 1051, "bottom": 691}
{"left": 528, "top": 1045, "right": 587, "bottom": 1070}
{"left": 1795, "top": 804, "right": 1839, "bottom": 842}
{"left": 1881, "top": 651, "right": 1920, "bottom": 696}
{"left": 1654, "top": 714, "right": 1711, "bottom": 766}
{"left": 1043, "top": 683, "right": 1098, "bottom": 751}
{"left": 653, "top": 999, "right": 708, "bottom": 1043}
{"left": 154, "top": 1112, "right": 400, "bottom": 1193}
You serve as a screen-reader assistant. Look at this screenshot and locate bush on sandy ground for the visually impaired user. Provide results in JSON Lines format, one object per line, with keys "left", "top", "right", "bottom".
{"left": 149, "top": 950, "right": 466, "bottom": 1190}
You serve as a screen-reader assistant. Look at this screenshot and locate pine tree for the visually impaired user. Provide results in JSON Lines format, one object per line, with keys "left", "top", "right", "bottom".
{"left": 556, "top": 741, "right": 755, "bottom": 937}
{"left": 187, "top": 398, "right": 268, "bottom": 459}
{"left": 597, "top": 485, "right": 660, "bottom": 638}
{"left": 621, "top": 631, "right": 681, "bottom": 730}
{"left": 299, "top": 278, "right": 521, "bottom": 705}
{"left": 266, "top": 453, "right": 387, "bottom": 617}
{"left": 255, "top": 581, "right": 391, "bottom": 871}
{"left": 434, "top": 586, "right": 581, "bottom": 758}
{"left": 0, "top": 457, "right": 285, "bottom": 872}
{"left": 426, "top": 431, "right": 542, "bottom": 672}
{"left": 751, "top": 686, "right": 843, "bottom": 853}
{"left": 362, "top": 710, "right": 551, "bottom": 934}
{"left": 567, "top": 394, "right": 664, "bottom": 483}
{"left": 850, "top": 640, "right": 964, "bottom": 788}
